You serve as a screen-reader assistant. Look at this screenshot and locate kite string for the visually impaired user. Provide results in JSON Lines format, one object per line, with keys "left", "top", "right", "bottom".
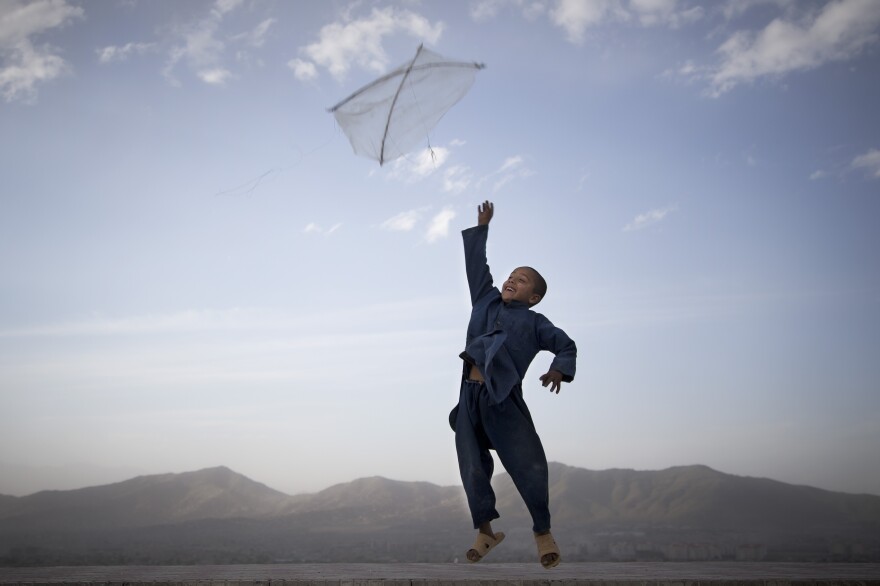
{"left": 405, "top": 60, "right": 438, "bottom": 169}
{"left": 214, "top": 124, "right": 337, "bottom": 197}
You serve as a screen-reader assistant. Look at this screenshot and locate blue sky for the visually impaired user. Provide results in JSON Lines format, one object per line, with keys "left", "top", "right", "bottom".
{"left": 1, "top": 0, "right": 878, "bottom": 498}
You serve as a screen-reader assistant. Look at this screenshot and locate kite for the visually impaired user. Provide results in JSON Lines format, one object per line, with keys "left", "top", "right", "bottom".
{"left": 328, "top": 44, "right": 485, "bottom": 166}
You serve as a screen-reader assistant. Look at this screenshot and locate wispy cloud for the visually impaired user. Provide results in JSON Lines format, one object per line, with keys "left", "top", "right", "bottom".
{"left": 288, "top": 57, "right": 317, "bottom": 81}
{"left": 443, "top": 165, "right": 473, "bottom": 194}
{"left": 293, "top": 6, "right": 444, "bottom": 82}
{"left": 0, "top": 0, "right": 83, "bottom": 103}
{"left": 231, "top": 17, "right": 275, "bottom": 48}
{"left": 475, "top": 155, "right": 534, "bottom": 193}
{"left": 303, "top": 222, "right": 342, "bottom": 235}
{"left": 161, "top": 0, "right": 239, "bottom": 86}
{"left": 549, "top": 0, "right": 627, "bottom": 44}
{"left": 475, "top": 0, "right": 701, "bottom": 44}
{"left": 707, "top": 0, "right": 880, "bottom": 97}
{"left": 624, "top": 205, "right": 676, "bottom": 232}
{"left": 96, "top": 42, "right": 156, "bottom": 64}
{"left": 379, "top": 206, "right": 457, "bottom": 242}
{"left": 629, "top": 0, "right": 703, "bottom": 28}
{"left": 386, "top": 147, "right": 450, "bottom": 183}
{"left": 851, "top": 148, "right": 880, "bottom": 178}
{"left": 380, "top": 209, "right": 422, "bottom": 232}
{"left": 0, "top": 299, "right": 456, "bottom": 340}
{"left": 198, "top": 67, "right": 232, "bottom": 85}
{"left": 96, "top": 0, "right": 272, "bottom": 86}
{"left": 470, "top": 0, "right": 546, "bottom": 23}
{"left": 425, "top": 208, "right": 456, "bottom": 243}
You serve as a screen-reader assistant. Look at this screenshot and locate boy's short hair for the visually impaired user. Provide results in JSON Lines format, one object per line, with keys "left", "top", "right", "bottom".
{"left": 521, "top": 266, "right": 547, "bottom": 301}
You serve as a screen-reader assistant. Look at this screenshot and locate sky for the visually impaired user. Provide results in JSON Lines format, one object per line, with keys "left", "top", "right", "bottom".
{"left": 1, "top": 0, "right": 879, "bottom": 499}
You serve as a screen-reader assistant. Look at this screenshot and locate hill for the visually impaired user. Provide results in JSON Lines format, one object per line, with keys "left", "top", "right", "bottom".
{"left": 1, "top": 463, "right": 877, "bottom": 565}
{"left": 0, "top": 466, "right": 301, "bottom": 531}
{"left": 494, "top": 463, "right": 880, "bottom": 531}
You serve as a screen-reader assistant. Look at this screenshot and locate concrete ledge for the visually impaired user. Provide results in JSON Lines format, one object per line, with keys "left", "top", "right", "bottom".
{"left": 0, "top": 562, "right": 878, "bottom": 585}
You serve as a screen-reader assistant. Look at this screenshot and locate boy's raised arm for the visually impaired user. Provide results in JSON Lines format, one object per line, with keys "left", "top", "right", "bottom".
{"left": 461, "top": 200, "right": 496, "bottom": 305}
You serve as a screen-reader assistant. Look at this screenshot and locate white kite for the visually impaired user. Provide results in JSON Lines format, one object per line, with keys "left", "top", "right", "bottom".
{"left": 329, "top": 44, "right": 485, "bottom": 166}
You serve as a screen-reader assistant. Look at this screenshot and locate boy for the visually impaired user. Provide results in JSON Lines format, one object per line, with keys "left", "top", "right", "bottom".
{"left": 450, "top": 200, "right": 577, "bottom": 569}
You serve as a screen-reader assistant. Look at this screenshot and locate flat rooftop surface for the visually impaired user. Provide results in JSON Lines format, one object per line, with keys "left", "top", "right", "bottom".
{"left": 1, "top": 562, "right": 879, "bottom": 584}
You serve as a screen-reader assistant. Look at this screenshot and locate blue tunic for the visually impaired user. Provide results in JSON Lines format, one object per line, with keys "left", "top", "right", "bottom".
{"left": 459, "top": 224, "right": 577, "bottom": 405}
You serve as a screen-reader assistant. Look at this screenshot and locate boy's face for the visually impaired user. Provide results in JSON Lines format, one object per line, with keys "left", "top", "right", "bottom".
{"left": 501, "top": 268, "right": 542, "bottom": 306}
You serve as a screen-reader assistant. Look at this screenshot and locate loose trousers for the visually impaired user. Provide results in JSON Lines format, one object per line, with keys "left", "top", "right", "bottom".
{"left": 454, "top": 378, "right": 551, "bottom": 533}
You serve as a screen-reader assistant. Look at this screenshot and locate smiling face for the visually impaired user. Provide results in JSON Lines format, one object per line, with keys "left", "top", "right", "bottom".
{"left": 501, "top": 267, "right": 543, "bottom": 306}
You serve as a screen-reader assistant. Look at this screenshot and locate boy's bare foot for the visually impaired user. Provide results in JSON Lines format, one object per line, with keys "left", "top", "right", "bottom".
{"left": 535, "top": 530, "right": 561, "bottom": 568}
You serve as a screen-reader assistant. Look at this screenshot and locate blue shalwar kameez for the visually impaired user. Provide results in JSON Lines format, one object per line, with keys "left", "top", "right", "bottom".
{"left": 451, "top": 224, "right": 577, "bottom": 534}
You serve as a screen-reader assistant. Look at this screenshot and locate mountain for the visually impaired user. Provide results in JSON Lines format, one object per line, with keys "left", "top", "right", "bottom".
{"left": 1, "top": 463, "right": 878, "bottom": 565}
{"left": 0, "top": 466, "right": 301, "bottom": 531}
{"left": 494, "top": 463, "right": 880, "bottom": 531}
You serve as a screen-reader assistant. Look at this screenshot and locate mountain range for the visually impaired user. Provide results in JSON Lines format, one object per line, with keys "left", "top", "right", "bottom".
{"left": 1, "top": 462, "right": 878, "bottom": 565}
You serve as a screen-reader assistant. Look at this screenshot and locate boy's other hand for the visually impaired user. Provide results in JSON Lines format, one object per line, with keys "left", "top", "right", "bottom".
{"left": 539, "top": 370, "right": 564, "bottom": 394}
{"left": 477, "top": 200, "right": 494, "bottom": 225}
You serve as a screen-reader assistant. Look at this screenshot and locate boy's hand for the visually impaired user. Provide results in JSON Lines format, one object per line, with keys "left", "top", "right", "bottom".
{"left": 539, "top": 370, "right": 564, "bottom": 394}
{"left": 477, "top": 200, "right": 494, "bottom": 225}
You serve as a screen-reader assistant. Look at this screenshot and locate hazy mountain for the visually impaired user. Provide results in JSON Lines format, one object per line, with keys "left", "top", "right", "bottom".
{"left": 0, "top": 466, "right": 301, "bottom": 531}
{"left": 0, "top": 462, "right": 144, "bottom": 497}
{"left": 494, "top": 463, "right": 880, "bottom": 531}
{"left": 1, "top": 462, "right": 877, "bottom": 565}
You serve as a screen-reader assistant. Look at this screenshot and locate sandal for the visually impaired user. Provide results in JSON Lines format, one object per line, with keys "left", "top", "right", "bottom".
{"left": 466, "top": 531, "right": 505, "bottom": 563}
{"left": 535, "top": 532, "right": 561, "bottom": 569}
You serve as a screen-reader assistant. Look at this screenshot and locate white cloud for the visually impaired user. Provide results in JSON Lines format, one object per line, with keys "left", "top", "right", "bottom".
{"left": 678, "top": 60, "right": 698, "bottom": 76}
{"left": 443, "top": 165, "right": 473, "bottom": 194}
{"left": 623, "top": 205, "right": 676, "bottom": 231}
{"left": 708, "top": 0, "right": 880, "bottom": 97}
{"left": 304, "top": 222, "right": 343, "bottom": 235}
{"left": 231, "top": 17, "right": 275, "bottom": 48}
{"left": 96, "top": 42, "right": 156, "bottom": 64}
{"left": 851, "top": 148, "right": 880, "bottom": 178}
{"left": 473, "top": 0, "right": 700, "bottom": 45}
{"left": 387, "top": 147, "right": 450, "bottom": 183}
{"left": 425, "top": 208, "right": 456, "bottom": 243}
{"left": 296, "top": 6, "right": 444, "bottom": 81}
{"left": 161, "top": 0, "right": 272, "bottom": 86}
{"left": 549, "top": 0, "right": 627, "bottom": 44}
{"left": 288, "top": 57, "right": 317, "bottom": 81}
{"left": 198, "top": 67, "right": 232, "bottom": 85}
{"left": 470, "top": 0, "right": 509, "bottom": 22}
{"left": 0, "top": 300, "right": 455, "bottom": 339}
{"left": 475, "top": 154, "right": 535, "bottom": 193}
{"left": 410, "top": 147, "right": 450, "bottom": 177}
{"left": 213, "top": 0, "right": 244, "bottom": 17}
{"left": 721, "top": 0, "right": 797, "bottom": 22}
{"left": 499, "top": 155, "right": 524, "bottom": 172}
{"left": 381, "top": 210, "right": 421, "bottom": 232}
{"left": 661, "top": 58, "right": 707, "bottom": 84}
{"left": 470, "top": 0, "right": 546, "bottom": 22}
{"left": 0, "top": 0, "right": 83, "bottom": 102}
{"left": 630, "top": 0, "right": 703, "bottom": 28}
{"left": 0, "top": 308, "right": 253, "bottom": 338}
{"left": 809, "top": 169, "right": 827, "bottom": 180}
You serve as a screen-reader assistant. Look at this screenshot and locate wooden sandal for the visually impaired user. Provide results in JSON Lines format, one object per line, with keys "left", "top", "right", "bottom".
{"left": 466, "top": 531, "right": 505, "bottom": 563}
{"left": 535, "top": 532, "right": 561, "bottom": 569}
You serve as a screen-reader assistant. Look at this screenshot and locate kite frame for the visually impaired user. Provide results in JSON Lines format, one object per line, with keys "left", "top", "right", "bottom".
{"left": 328, "top": 44, "right": 486, "bottom": 166}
